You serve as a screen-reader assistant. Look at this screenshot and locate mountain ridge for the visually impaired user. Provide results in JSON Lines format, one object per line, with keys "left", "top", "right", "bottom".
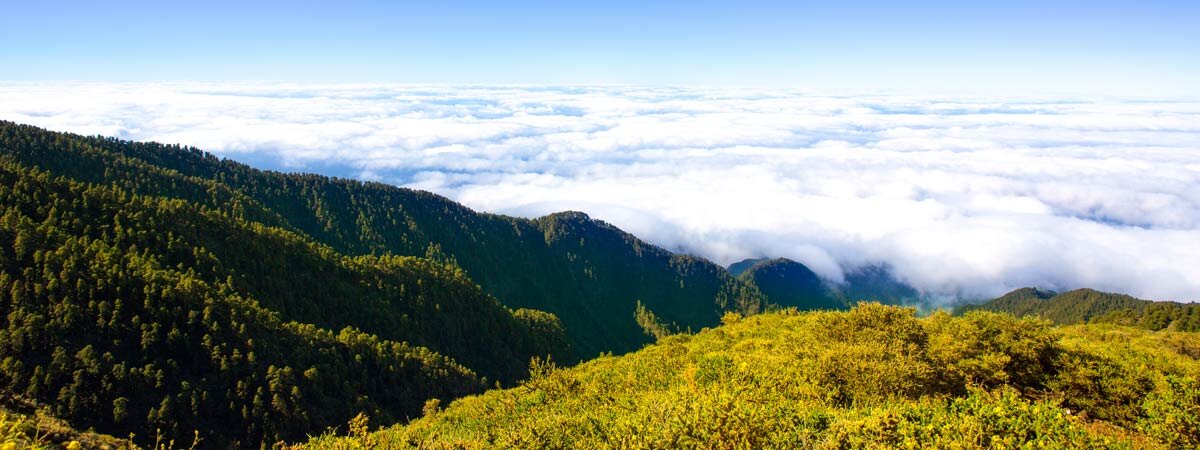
{"left": 0, "top": 121, "right": 767, "bottom": 446}
{"left": 728, "top": 257, "right": 921, "bottom": 309}
{"left": 958, "top": 287, "right": 1200, "bottom": 331}
{"left": 737, "top": 258, "right": 846, "bottom": 310}
{"left": 4, "top": 121, "right": 1197, "bottom": 448}
{"left": 0, "top": 121, "right": 766, "bottom": 359}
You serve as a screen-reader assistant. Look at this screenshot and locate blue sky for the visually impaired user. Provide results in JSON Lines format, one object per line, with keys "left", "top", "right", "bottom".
{"left": 2, "top": 1, "right": 1198, "bottom": 94}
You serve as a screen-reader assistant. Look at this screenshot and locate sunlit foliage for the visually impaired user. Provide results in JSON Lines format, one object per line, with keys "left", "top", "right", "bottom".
{"left": 0, "top": 121, "right": 765, "bottom": 360}
{"left": 0, "top": 123, "right": 570, "bottom": 446}
{"left": 303, "top": 304, "right": 1200, "bottom": 449}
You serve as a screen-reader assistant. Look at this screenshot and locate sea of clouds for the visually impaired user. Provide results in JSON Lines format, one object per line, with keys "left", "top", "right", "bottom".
{"left": 2, "top": 82, "right": 1198, "bottom": 301}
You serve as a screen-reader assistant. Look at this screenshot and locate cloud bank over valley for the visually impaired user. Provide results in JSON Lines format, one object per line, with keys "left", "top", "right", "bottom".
{"left": 3, "top": 82, "right": 1198, "bottom": 301}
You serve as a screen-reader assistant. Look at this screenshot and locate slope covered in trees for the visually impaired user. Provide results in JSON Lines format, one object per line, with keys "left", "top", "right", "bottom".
{"left": 726, "top": 258, "right": 766, "bottom": 277}
{"left": 831, "top": 264, "right": 921, "bottom": 305}
{"left": 0, "top": 123, "right": 591, "bottom": 446}
{"left": 11, "top": 121, "right": 1197, "bottom": 448}
{"left": 732, "top": 258, "right": 920, "bottom": 310}
{"left": 0, "top": 121, "right": 773, "bottom": 446}
{"left": 736, "top": 258, "right": 845, "bottom": 310}
{"left": 0, "top": 121, "right": 764, "bottom": 359}
{"left": 0, "top": 156, "right": 567, "bottom": 446}
{"left": 301, "top": 304, "right": 1200, "bottom": 449}
{"left": 960, "top": 288, "right": 1200, "bottom": 332}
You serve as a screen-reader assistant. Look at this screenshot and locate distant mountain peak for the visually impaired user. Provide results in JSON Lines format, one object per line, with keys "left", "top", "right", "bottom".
{"left": 959, "top": 286, "right": 1198, "bottom": 332}
{"left": 1000, "top": 286, "right": 1058, "bottom": 300}
{"left": 727, "top": 257, "right": 768, "bottom": 276}
{"left": 542, "top": 210, "right": 592, "bottom": 221}
{"left": 727, "top": 257, "right": 920, "bottom": 309}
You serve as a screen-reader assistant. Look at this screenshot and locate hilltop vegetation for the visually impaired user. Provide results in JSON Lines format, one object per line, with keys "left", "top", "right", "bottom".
{"left": 961, "top": 287, "right": 1200, "bottom": 332}
{"left": 0, "top": 157, "right": 525, "bottom": 446}
{"left": 0, "top": 121, "right": 765, "bottom": 359}
{"left": 3, "top": 121, "right": 1197, "bottom": 448}
{"left": 0, "top": 121, "right": 766, "bottom": 446}
{"left": 303, "top": 304, "right": 1200, "bottom": 449}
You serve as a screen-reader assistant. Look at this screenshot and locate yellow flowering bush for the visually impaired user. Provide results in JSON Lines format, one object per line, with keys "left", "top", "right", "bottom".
{"left": 296, "top": 304, "right": 1199, "bottom": 449}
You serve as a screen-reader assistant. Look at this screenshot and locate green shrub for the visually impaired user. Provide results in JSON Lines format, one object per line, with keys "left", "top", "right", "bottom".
{"left": 1139, "top": 376, "right": 1200, "bottom": 448}
{"left": 300, "top": 304, "right": 1200, "bottom": 449}
{"left": 924, "top": 311, "right": 1061, "bottom": 393}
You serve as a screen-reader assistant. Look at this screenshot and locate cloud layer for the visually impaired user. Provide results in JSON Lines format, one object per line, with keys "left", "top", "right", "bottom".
{"left": 3, "top": 82, "right": 1199, "bottom": 301}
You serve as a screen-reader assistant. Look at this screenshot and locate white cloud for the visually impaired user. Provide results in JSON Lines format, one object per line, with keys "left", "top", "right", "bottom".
{"left": 2, "top": 81, "right": 1199, "bottom": 302}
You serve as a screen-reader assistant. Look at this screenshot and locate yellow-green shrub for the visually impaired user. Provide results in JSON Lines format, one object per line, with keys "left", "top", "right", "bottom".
{"left": 299, "top": 304, "right": 1200, "bottom": 449}
{"left": 1138, "top": 376, "right": 1200, "bottom": 448}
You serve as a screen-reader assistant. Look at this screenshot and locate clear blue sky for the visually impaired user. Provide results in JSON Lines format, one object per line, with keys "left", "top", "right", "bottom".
{"left": 2, "top": 1, "right": 1197, "bottom": 94}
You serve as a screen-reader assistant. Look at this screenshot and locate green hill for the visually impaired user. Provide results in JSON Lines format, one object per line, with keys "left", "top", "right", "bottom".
{"left": 0, "top": 150, "right": 554, "bottom": 447}
{"left": 733, "top": 258, "right": 920, "bottom": 310}
{"left": 0, "top": 121, "right": 768, "bottom": 446}
{"left": 7, "top": 121, "right": 1196, "bottom": 448}
{"left": 0, "top": 121, "right": 764, "bottom": 360}
{"left": 300, "top": 304, "right": 1200, "bottom": 449}
{"left": 727, "top": 258, "right": 767, "bottom": 276}
{"left": 959, "top": 288, "right": 1200, "bottom": 331}
{"left": 737, "top": 258, "right": 845, "bottom": 310}
{"left": 832, "top": 264, "right": 921, "bottom": 305}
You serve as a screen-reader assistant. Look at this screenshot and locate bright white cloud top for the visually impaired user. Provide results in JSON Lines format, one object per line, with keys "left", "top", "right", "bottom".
{"left": 3, "top": 82, "right": 1198, "bottom": 301}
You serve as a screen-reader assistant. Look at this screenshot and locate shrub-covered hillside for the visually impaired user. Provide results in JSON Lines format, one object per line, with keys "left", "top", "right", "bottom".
{"left": 303, "top": 304, "right": 1200, "bottom": 449}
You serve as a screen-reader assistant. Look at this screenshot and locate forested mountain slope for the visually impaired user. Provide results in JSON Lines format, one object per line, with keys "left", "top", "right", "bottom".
{"left": 302, "top": 304, "right": 1200, "bottom": 449}
{"left": 0, "top": 121, "right": 764, "bottom": 359}
{"left": 960, "top": 287, "right": 1200, "bottom": 331}
{"left": 737, "top": 258, "right": 846, "bottom": 310}
{"left": 0, "top": 121, "right": 772, "bottom": 447}
{"left": 832, "top": 264, "right": 921, "bottom": 305}
{"left": 0, "top": 154, "right": 571, "bottom": 446}
{"left": 726, "top": 258, "right": 766, "bottom": 276}
{"left": 733, "top": 258, "right": 920, "bottom": 310}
